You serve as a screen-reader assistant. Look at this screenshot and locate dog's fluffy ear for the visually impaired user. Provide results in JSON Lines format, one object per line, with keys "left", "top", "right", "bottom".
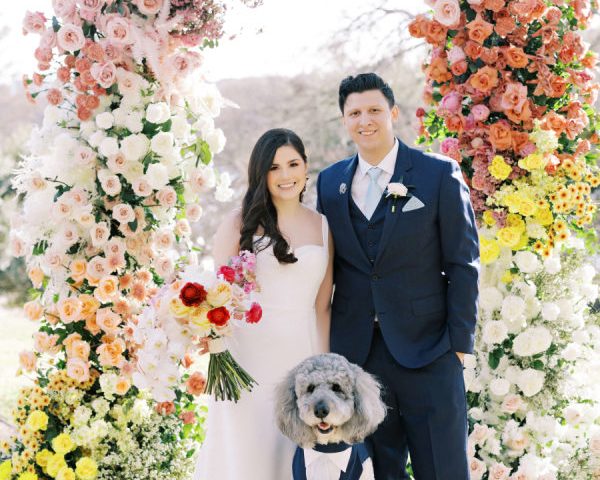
{"left": 342, "top": 365, "right": 387, "bottom": 444}
{"left": 274, "top": 366, "right": 316, "bottom": 448}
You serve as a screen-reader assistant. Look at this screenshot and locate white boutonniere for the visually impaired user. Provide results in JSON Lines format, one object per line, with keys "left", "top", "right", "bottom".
{"left": 385, "top": 180, "right": 413, "bottom": 213}
{"left": 339, "top": 183, "right": 347, "bottom": 194}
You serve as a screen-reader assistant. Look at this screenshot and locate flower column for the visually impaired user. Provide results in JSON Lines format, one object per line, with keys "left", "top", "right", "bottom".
{"left": 411, "top": 1, "right": 600, "bottom": 479}
{"left": 2, "top": 1, "right": 247, "bottom": 479}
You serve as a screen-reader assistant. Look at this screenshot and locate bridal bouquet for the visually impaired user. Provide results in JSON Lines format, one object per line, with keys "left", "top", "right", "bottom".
{"left": 133, "top": 251, "right": 262, "bottom": 402}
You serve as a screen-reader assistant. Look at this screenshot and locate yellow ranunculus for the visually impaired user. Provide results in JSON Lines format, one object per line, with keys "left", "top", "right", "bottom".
{"left": 56, "top": 467, "right": 76, "bottom": 480}
{"left": 206, "top": 282, "right": 232, "bottom": 307}
{"left": 26, "top": 410, "right": 48, "bottom": 432}
{"left": 0, "top": 460, "right": 12, "bottom": 480}
{"left": 36, "top": 449, "right": 53, "bottom": 467}
{"left": 489, "top": 155, "right": 512, "bottom": 180}
{"left": 18, "top": 473, "right": 38, "bottom": 480}
{"left": 52, "top": 433, "right": 75, "bottom": 455}
{"left": 502, "top": 193, "right": 521, "bottom": 213}
{"left": 497, "top": 227, "right": 521, "bottom": 248}
{"left": 517, "top": 198, "right": 537, "bottom": 217}
{"left": 46, "top": 454, "right": 67, "bottom": 478}
{"left": 506, "top": 214, "right": 526, "bottom": 233}
{"left": 534, "top": 208, "right": 553, "bottom": 226}
{"left": 75, "top": 458, "right": 98, "bottom": 480}
{"left": 479, "top": 237, "right": 501, "bottom": 265}
{"left": 482, "top": 210, "right": 496, "bottom": 227}
{"left": 518, "top": 152, "right": 546, "bottom": 171}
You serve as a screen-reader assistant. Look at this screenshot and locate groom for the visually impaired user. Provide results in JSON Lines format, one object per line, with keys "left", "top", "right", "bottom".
{"left": 316, "top": 73, "right": 479, "bottom": 479}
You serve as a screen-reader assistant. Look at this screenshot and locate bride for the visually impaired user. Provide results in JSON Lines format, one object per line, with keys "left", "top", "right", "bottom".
{"left": 194, "top": 128, "right": 333, "bottom": 480}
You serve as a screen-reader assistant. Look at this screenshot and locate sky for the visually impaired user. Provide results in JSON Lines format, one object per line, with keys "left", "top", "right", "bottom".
{"left": 0, "top": 0, "right": 426, "bottom": 84}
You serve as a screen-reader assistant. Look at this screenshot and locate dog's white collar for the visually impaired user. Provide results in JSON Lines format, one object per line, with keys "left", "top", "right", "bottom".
{"left": 304, "top": 445, "right": 352, "bottom": 474}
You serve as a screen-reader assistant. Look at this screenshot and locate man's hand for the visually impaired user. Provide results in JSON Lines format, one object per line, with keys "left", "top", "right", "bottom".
{"left": 455, "top": 352, "right": 465, "bottom": 365}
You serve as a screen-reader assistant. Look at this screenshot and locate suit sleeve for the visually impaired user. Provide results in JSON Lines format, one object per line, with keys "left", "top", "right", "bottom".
{"left": 316, "top": 171, "right": 324, "bottom": 214}
{"left": 438, "top": 160, "right": 480, "bottom": 354}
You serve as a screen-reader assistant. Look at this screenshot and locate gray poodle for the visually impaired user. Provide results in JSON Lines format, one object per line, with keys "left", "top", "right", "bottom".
{"left": 275, "top": 353, "right": 386, "bottom": 479}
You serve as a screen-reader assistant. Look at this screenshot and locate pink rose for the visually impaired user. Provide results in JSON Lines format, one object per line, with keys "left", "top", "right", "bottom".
{"left": 78, "top": 0, "right": 104, "bottom": 22}
{"left": 105, "top": 16, "right": 133, "bottom": 45}
{"left": 468, "top": 457, "right": 487, "bottom": 480}
{"left": 471, "top": 104, "right": 490, "bottom": 122}
{"left": 133, "top": 0, "right": 163, "bottom": 15}
{"left": 57, "top": 23, "right": 85, "bottom": 52}
{"left": 447, "top": 45, "right": 466, "bottom": 65}
{"left": 501, "top": 82, "right": 528, "bottom": 113}
{"left": 441, "top": 137, "right": 460, "bottom": 156}
{"left": 34, "top": 47, "right": 53, "bottom": 63}
{"left": 467, "top": 0, "right": 484, "bottom": 4}
{"left": 90, "top": 61, "right": 117, "bottom": 88}
{"left": 40, "top": 29, "right": 58, "bottom": 50}
{"left": 52, "top": 0, "right": 77, "bottom": 20}
{"left": 157, "top": 187, "right": 177, "bottom": 208}
{"left": 440, "top": 91, "right": 462, "bottom": 115}
{"left": 23, "top": 11, "right": 47, "bottom": 35}
{"left": 180, "top": 410, "right": 196, "bottom": 425}
{"left": 489, "top": 463, "right": 511, "bottom": 480}
{"left": 433, "top": 0, "right": 461, "bottom": 27}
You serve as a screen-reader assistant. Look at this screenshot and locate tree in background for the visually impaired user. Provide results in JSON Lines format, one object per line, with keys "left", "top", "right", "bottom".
{"left": 411, "top": 1, "right": 600, "bottom": 478}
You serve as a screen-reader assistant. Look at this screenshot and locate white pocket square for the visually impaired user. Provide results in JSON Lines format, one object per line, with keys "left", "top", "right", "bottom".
{"left": 402, "top": 195, "right": 425, "bottom": 212}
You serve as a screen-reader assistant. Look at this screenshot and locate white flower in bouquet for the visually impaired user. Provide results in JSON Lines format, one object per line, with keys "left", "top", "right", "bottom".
{"left": 146, "top": 102, "right": 171, "bottom": 124}
{"left": 482, "top": 320, "right": 508, "bottom": 345}
{"left": 514, "top": 281, "right": 536, "bottom": 299}
{"left": 151, "top": 131, "right": 175, "bottom": 156}
{"left": 112, "top": 107, "right": 128, "bottom": 127}
{"left": 80, "top": 119, "right": 97, "bottom": 138}
{"left": 501, "top": 295, "right": 527, "bottom": 333}
{"left": 190, "top": 83, "right": 224, "bottom": 117}
{"left": 72, "top": 405, "right": 93, "bottom": 426}
{"left": 513, "top": 327, "right": 552, "bottom": 356}
{"left": 171, "top": 114, "right": 191, "bottom": 138}
{"left": 467, "top": 456, "right": 487, "bottom": 480}
{"left": 488, "top": 462, "right": 511, "bottom": 479}
{"left": 215, "top": 171, "right": 234, "bottom": 202}
{"left": 525, "top": 297, "right": 541, "bottom": 319}
{"left": 480, "top": 286, "right": 504, "bottom": 313}
{"left": 517, "top": 368, "right": 545, "bottom": 397}
{"left": 543, "top": 255, "right": 561, "bottom": 275}
{"left": 123, "top": 112, "right": 143, "bottom": 135}
{"left": 100, "top": 372, "right": 120, "bottom": 400}
{"left": 98, "top": 170, "right": 122, "bottom": 197}
{"left": 561, "top": 342, "right": 581, "bottom": 362}
{"left": 206, "top": 128, "right": 226, "bottom": 154}
{"left": 192, "top": 116, "right": 215, "bottom": 138}
{"left": 581, "top": 283, "right": 599, "bottom": 303}
{"left": 541, "top": 302, "right": 560, "bottom": 322}
{"left": 121, "top": 133, "right": 150, "bottom": 161}
{"left": 99, "top": 136, "right": 120, "bottom": 158}
{"left": 96, "top": 111, "right": 115, "bottom": 130}
{"left": 23, "top": 188, "right": 55, "bottom": 227}
{"left": 91, "top": 397, "right": 110, "bottom": 416}
{"left": 514, "top": 251, "right": 541, "bottom": 274}
{"left": 563, "top": 404, "right": 584, "bottom": 425}
{"left": 188, "top": 165, "right": 216, "bottom": 193}
{"left": 489, "top": 377, "right": 511, "bottom": 397}
{"left": 146, "top": 162, "right": 170, "bottom": 189}
{"left": 88, "top": 129, "right": 107, "bottom": 148}
{"left": 525, "top": 220, "right": 546, "bottom": 239}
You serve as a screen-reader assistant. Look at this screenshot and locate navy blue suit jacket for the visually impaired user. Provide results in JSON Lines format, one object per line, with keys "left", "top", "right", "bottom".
{"left": 316, "top": 140, "right": 479, "bottom": 368}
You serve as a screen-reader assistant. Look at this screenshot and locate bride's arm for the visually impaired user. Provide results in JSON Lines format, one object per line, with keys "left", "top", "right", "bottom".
{"left": 315, "top": 231, "right": 334, "bottom": 354}
{"left": 212, "top": 210, "right": 242, "bottom": 268}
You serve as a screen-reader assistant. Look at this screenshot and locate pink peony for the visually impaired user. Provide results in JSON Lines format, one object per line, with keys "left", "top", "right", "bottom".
{"left": 57, "top": 23, "right": 86, "bottom": 52}
{"left": 433, "top": 0, "right": 461, "bottom": 27}
{"left": 441, "top": 137, "right": 460, "bottom": 156}
{"left": 471, "top": 104, "right": 490, "bottom": 122}
{"left": 23, "top": 11, "right": 47, "bottom": 35}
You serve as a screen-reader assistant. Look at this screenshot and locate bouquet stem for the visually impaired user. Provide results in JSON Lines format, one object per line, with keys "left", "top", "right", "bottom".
{"left": 206, "top": 350, "right": 257, "bottom": 402}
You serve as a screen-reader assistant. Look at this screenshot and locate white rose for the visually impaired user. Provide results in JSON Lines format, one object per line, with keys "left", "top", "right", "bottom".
{"left": 561, "top": 342, "right": 580, "bottom": 361}
{"left": 132, "top": 178, "right": 152, "bottom": 197}
{"left": 503, "top": 366, "right": 522, "bottom": 384}
{"left": 96, "top": 112, "right": 114, "bottom": 130}
{"left": 514, "top": 281, "right": 536, "bottom": 299}
{"left": 99, "top": 137, "right": 119, "bottom": 158}
{"left": 543, "top": 256, "right": 561, "bottom": 275}
{"left": 112, "top": 107, "right": 128, "bottom": 127}
{"left": 171, "top": 115, "right": 191, "bottom": 138}
{"left": 525, "top": 221, "right": 545, "bottom": 239}
{"left": 513, "top": 330, "right": 535, "bottom": 356}
{"left": 90, "top": 221, "right": 111, "bottom": 247}
{"left": 529, "top": 326, "right": 552, "bottom": 355}
{"left": 479, "top": 286, "right": 503, "bottom": 313}
{"left": 145, "top": 163, "right": 169, "bottom": 190}
{"left": 517, "top": 368, "right": 545, "bottom": 397}
{"left": 112, "top": 203, "right": 135, "bottom": 224}
{"left": 189, "top": 165, "right": 216, "bottom": 192}
{"left": 572, "top": 329, "right": 589, "bottom": 344}
{"left": 468, "top": 407, "right": 484, "bottom": 421}
{"left": 576, "top": 264, "right": 596, "bottom": 283}
{"left": 482, "top": 320, "right": 508, "bottom": 345}
{"left": 206, "top": 128, "right": 226, "bottom": 154}
{"left": 525, "top": 297, "right": 541, "bottom": 319}
{"left": 185, "top": 203, "right": 203, "bottom": 222}
{"left": 193, "top": 116, "right": 215, "bottom": 137}
{"left": 88, "top": 130, "right": 106, "bottom": 148}
{"left": 563, "top": 405, "right": 583, "bottom": 425}
{"left": 79, "top": 120, "right": 96, "bottom": 138}
{"left": 514, "top": 251, "right": 540, "bottom": 274}
{"left": 125, "top": 111, "right": 144, "bottom": 133}
{"left": 468, "top": 457, "right": 487, "bottom": 480}
{"left": 463, "top": 354, "right": 477, "bottom": 369}
{"left": 501, "top": 295, "right": 526, "bottom": 333}
{"left": 98, "top": 170, "right": 122, "bottom": 197}
{"left": 541, "top": 302, "right": 560, "bottom": 322}
{"left": 121, "top": 134, "right": 149, "bottom": 161}
{"left": 150, "top": 131, "right": 174, "bottom": 156}
{"left": 146, "top": 102, "right": 171, "bottom": 124}
{"left": 490, "top": 377, "right": 510, "bottom": 397}
{"left": 215, "top": 183, "right": 234, "bottom": 202}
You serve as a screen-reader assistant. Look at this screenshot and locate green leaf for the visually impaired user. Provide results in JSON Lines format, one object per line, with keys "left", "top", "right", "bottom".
{"left": 128, "top": 218, "right": 138, "bottom": 232}
{"left": 531, "top": 359, "right": 545, "bottom": 371}
{"left": 52, "top": 16, "right": 61, "bottom": 33}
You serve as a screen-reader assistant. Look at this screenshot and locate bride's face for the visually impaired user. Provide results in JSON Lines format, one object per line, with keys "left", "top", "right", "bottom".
{"left": 267, "top": 145, "right": 307, "bottom": 203}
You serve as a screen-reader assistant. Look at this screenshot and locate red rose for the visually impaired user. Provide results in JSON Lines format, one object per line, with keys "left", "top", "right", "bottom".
{"left": 245, "top": 302, "right": 262, "bottom": 324}
{"left": 218, "top": 265, "right": 236, "bottom": 283}
{"left": 179, "top": 282, "right": 207, "bottom": 307}
{"left": 207, "top": 306, "right": 230, "bottom": 327}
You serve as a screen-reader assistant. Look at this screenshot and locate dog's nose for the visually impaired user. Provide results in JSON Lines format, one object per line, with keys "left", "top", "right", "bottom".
{"left": 314, "top": 401, "right": 329, "bottom": 419}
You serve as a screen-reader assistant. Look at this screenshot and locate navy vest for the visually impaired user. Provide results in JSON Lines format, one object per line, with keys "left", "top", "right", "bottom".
{"left": 292, "top": 442, "right": 371, "bottom": 480}
{"left": 348, "top": 195, "right": 387, "bottom": 270}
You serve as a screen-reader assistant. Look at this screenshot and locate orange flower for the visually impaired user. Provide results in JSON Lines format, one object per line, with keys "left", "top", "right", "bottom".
{"left": 97, "top": 338, "right": 126, "bottom": 367}
{"left": 70, "top": 259, "right": 88, "bottom": 283}
{"left": 408, "top": 14, "right": 429, "bottom": 38}
{"left": 445, "top": 114, "right": 464, "bottom": 133}
{"left": 24, "top": 300, "right": 43, "bottom": 322}
{"left": 466, "top": 14, "right": 494, "bottom": 45}
{"left": 464, "top": 41, "right": 483, "bottom": 60}
{"left": 115, "top": 377, "right": 131, "bottom": 396}
{"left": 484, "top": 0, "right": 505, "bottom": 12}
{"left": 426, "top": 57, "right": 452, "bottom": 84}
{"left": 425, "top": 20, "right": 448, "bottom": 46}
{"left": 28, "top": 267, "right": 45, "bottom": 288}
{"left": 469, "top": 66, "right": 499, "bottom": 93}
{"left": 85, "top": 314, "right": 102, "bottom": 335}
{"left": 186, "top": 371, "right": 207, "bottom": 396}
{"left": 480, "top": 47, "right": 499, "bottom": 65}
{"left": 489, "top": 121, "right": 513, "bottom": 151}
{"left": 503, "top": 46, "right": 529, "bottom": 68}
{"left": 450, "top": 60, "right": 468, "bottom": 76}
{"left": 80, "top": 294, "right": 100, "bottom": 318}
{"left": 58, "top": 297, "right": 83, "bottom": 324}
{"left": 494, "top": 10, "right": 516, "bottom": 37}
{"left": 511, "top": 132, "right": 532, "bottom": 155}
{"left": 156, "top": 402, "right": 175, "bottom": 415}
{"left": 548, "top": 75, "right": 568, "bottom": 98}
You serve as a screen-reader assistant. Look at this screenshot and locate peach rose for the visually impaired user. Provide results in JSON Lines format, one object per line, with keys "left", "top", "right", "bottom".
{"left": 466, "top": 14, "right": 493, "bottom": 45}
{"left": 95, "top": 275, "right": 120, "bottom": 303}
{"left": 24, "top": 300, "right": 44, "bottom": 321}
{"left": 469, "top": 66, "right": 499, "bottom": 93}
{"left": 433, "top": 0, "right": 461, "bottom": 27}
{"left": 503, "top": 46, "right": 529, "bottom": 68}
{"left": 96, "top": 307, "right": 122, "bottom": 334}
{"left": 464, "top": 41, "right": 482, "bottom": 60}
{"left": 106, "top": 253, "right": 126, "bottom": 272}
{"left": 33, "top": 332, "right": 60, "bottom": 354}
{"left": 494, "top": 11, "right": 516, "bottom": 37}
{"left": 489, "top": 121, "right": 513, "bottom": 151}
{"left": 19, "top": 350, "right": 37, "bottom": 372}
{"left": 186, "top": 371, "right": 207, "bottom": 395}
{"left": 97, "top": 338, "right": 126, "bottom": 367}
{"left": 66, "top": 357, "right": 90, "bottom": 382}
{"left": 408, "top": 14, "right": 429, "bottom": 38}
{"left": 115, "top": 376, "right": 131, "bottom": 395}
{"left": 57, "top": 23, "right": 85, "bottom": 52}
{"left": 425, "top": 20, "right": 448, "bottom": 46}
{"left": 58, "top": 297, "right": 83, "bottom": 324}
{"left": 156, "top": 401, "right": 175, "bottom": 415}
{"left": 426, "top": 57, "right": 452, "bottom": 84}
{"left": 67, "top": 339, "right": 91, "bottom": 361}
{"left": 548, "top": 75, "right": 568, "bottom": 98}
{"left": 85, "top": 314, "right": 102, "bottom": 335}
{"left": 484, "top": 0, "right": 505, "bottom": 11}
{"left": 501, "top": 82, "right": 528, "bottom": 113}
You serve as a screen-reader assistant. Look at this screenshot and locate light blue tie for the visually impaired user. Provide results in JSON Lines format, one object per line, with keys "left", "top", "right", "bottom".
{"left": 364, "top": 167, "right": 383, "bottom": 219}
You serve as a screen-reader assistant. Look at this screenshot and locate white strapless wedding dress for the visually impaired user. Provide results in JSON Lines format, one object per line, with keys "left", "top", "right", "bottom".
{"left": 194, "top": 215, "right": 329, "bottom": 480}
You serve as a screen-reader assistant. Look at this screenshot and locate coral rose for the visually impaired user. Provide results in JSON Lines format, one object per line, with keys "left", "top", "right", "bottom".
{"left": 180, "top": 411, "right": 196, "bottom": 425}
{"left": 466, "top": 14, "right": 493, "bottom": 45}
{"left": 156, "top": 401, "right": 175, "bottom": 415}
{"left": 408, "top": 14, "right": 428, "bottom": 38}
{"left": 186, "top": 371, "right": 207, "bottom": 395}
{"left": 489, "top": 121, "right": 513, "bottom": 151}
{"left": 469, "top": 66, "right": 499, "bottom": 93}
{"left": 426, "top": 57, "right": 452, "bottom": 84}
{"left": 503, "top": 46, "right": 529, "bottom": 68}
{"left": 425, "top": 20, "right": 448, "bottom": 46}
{"left": 500, "top": 82, "right": 528, "bottom": 113}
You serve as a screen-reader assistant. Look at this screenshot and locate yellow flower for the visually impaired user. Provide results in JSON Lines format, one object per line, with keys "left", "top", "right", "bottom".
{"left": 18, "top": 473, "right": 38, "bottom": 480}
{"left": 56, "top": 467, "right": 76, "bottom": 480}
{"left": 553, "top": 219, "right": 567, "bottom": 232}
{"left": 189, "top": 306, "right": 211, "bottom": 333}
{"left": 518, "top": 153, "right": 546, "bottom": 171}
{"left": 46, "top": 454, "right": 67, "bottom": 478}
{"left": 517, "top": 198, "right": 537, "bottom": 217}
{"left": 0, "top": 460, "right": 12, "bottom": 480}
{"left": 497, "top": 227, "right": 521, "bottom": 248}
{"left": 514, "top": 233, "right": 529, "bottom": 251}
{"left": 52, "top": 433, "right": 75, "bottom": 455}
{"left": 26, "top": 410, "right": 48, "bottom": 432}
{"left": 489, "top": 155, "right": 512, "bottom": 180}
{"left": 534, "top": 208, "right": 553, "bottom": 226}
{"left": 501, "top": 270, "right": 514, "bottom": 284}
{"left": 206, "top": 282, "right": 232, "bottom": 308}
{"left": 502, "top": 193, "right": 521, "bottom": 213}
{"left": 482, "top": 210, "right": 496, "bottom": 227}
{"left": 506, "top": 214, "right": 526, "bottom": 233}
{"left": 75, "top": 458, "right": 98, "bottom": 480}
{"left": 479, "top": 236, "right": 500, "bottom": 265}
{"left": 36, "top": 449, "right": 53, "bottom": 467}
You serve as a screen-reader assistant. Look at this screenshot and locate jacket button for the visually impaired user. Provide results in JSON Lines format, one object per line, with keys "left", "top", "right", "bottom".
{"left": 372, "top": 274, "right": 379, "bottom": 280}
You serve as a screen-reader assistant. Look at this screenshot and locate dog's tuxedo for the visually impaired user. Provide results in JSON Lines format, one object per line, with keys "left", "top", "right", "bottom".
{"left": 292, "top": 442, "right": 374, "bottom": 480}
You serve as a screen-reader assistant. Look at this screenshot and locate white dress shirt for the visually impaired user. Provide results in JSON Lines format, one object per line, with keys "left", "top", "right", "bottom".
{"left": 351, "top": 139, "right": 399, "bottom": 217}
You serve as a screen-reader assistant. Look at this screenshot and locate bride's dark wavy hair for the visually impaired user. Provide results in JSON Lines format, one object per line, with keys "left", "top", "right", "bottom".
{"left": 239, "top": 128, "right": 307, "bottom": 264}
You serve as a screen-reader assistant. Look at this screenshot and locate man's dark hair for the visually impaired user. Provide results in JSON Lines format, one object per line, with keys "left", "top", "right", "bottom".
{"left": 338, "top": 73, "right": 395, "bottom": 113}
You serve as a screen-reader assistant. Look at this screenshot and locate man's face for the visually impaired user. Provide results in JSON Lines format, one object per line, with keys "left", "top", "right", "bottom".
{"left": 342, "top": 89, "right": 399, "bottom": 159}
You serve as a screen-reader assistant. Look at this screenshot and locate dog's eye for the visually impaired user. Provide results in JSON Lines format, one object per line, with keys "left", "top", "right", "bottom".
{"left": 331, "top": 383, "right": 342, "bottom": 393}
{"left": 307, "top": 384, "right": 315, "bottom": 393}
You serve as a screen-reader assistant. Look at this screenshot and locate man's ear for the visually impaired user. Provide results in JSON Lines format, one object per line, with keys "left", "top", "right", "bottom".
{"left": 391, "top": 104, "right": 400, "bottom": 122}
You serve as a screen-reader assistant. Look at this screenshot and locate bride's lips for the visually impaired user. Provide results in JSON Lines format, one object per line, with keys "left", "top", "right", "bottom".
{"left": 277, "top": 182, "right": 296, "bottom": 189}
{"left": 316, "top": 422, "right": 333, "bottom": 434}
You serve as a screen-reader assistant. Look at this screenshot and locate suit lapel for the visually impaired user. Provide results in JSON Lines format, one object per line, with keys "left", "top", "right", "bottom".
{"left": 336, "top": 155, "right": 371, "bottom": 272}
{"left": 374, "top": 140, "right": 413, "bottom": 266}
